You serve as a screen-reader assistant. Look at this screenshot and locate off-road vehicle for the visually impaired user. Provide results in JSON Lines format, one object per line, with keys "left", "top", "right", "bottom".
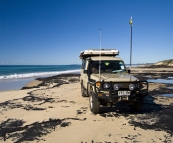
{"left": 80, "top": 49, "right": 148, "bottom": 114}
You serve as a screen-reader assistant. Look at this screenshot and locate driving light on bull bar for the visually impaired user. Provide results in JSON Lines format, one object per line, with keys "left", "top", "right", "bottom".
{"left": 114, "top": 84, "right": 119, "bottom": 90}
{"left": 103, "top": 83, "right": 110, "bottom": 89}
{"left": 129, "top": 84, "right": 135, "bottom": 90}
{"left": 98, "top": 93, "right": 102, "bottom": 96}
{"left": 96, "top": 82, "right": 101, "bottom": 87}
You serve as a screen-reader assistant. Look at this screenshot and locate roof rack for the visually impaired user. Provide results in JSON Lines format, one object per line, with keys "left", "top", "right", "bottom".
{"left": 79, "top": 49, "right": 119, "bottom": 59}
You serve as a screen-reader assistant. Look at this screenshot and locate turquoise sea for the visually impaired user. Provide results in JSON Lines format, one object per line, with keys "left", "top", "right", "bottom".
{"left": 0, "top": 64, "right": 141, "bottom": 91}
{"left": 1, "top": 64, "right": 172, "bottom": 98}
{"left": 0, "top": 65, "right": 81, "bottom": 91}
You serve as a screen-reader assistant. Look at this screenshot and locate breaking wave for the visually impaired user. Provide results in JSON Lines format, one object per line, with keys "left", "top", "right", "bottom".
{"left": 0, "top": 69, "right": 80, "bottom": 80}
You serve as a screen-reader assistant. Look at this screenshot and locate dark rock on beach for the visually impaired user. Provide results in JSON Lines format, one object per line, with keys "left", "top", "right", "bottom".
{"left": 21, "top": 74, "right": 80, "bottom": 89}
{"left": 36, "top": 74, "right": 80, "bottom": 87}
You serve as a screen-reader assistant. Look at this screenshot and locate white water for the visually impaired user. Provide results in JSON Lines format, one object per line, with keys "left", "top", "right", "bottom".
{"left": 0, "top": 69, "right": 80, "bottom": 80}
{"left": 0, "top": 70, "right": 80, "bottom": 91}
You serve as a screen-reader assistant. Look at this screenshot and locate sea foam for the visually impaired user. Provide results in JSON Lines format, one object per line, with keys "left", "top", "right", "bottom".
{"left": 0, "top": 69, "right": 80, "bottom": 80}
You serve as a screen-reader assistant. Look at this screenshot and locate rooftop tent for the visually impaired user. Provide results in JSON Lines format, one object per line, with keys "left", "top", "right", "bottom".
{"left": 79, "top": 49, "right": 119, "bottom": 59}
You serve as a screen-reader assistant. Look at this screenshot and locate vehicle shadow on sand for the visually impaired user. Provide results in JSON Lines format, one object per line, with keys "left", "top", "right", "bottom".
{"left": 99, "top": 94, "right": 163, "bottom": 114}
{"left": 99, "top": 94, "right": 173, "bottom": 136}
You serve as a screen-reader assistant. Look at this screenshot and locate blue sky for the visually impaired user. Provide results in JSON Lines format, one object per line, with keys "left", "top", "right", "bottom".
{"left": 0, "top": 0, "right": 173, "bottom": 65}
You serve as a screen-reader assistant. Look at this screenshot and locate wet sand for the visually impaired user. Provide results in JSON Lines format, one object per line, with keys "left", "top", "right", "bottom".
{"left": 24, "top": 80, "right": 42, "bottom": 87}
{"left": 0, "top": 68, "right": 173, "bottom": 142}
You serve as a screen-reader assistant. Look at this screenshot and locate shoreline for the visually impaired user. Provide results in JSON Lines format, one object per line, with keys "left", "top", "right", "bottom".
{"left": 0, "top": 67, "right": 173, "bottom": 142}
{"left": 0, "top": 78, "right": 35, "bottom": 91}
{"left": 0, "top": 71, "right": 80, "bottom": 91}
{"left": 21, "top": 80, "right": 42, "bottom": 90}
{"left": 1, "top": 67, "right": 172, "bottom": 92}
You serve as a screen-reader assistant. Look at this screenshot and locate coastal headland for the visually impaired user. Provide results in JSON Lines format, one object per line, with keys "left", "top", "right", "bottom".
{"left": 0, "top": 66, "right": 173, "bottom": 142}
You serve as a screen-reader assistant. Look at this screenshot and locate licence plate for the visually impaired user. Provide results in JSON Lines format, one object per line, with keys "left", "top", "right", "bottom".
{"left": 118, "top": 91, "right": 130, "bottom": 96}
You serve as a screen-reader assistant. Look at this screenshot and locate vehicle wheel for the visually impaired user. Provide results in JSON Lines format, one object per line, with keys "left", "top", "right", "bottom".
{"left": 129, "top": 98, "right": 143, "bottom": 112}
{"left": 81, "top": 84, "right": 87, "bottom": 97}
{"left": 89, "top": 94, "right": 100, "bottom": 114}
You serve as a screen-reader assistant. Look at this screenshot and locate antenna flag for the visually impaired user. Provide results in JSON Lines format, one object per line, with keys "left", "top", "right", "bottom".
{"left": 129, "top": 16, "right": 132, "bottom": 25}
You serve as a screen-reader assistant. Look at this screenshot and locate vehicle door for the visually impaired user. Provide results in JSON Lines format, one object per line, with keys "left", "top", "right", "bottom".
{"left": 81, "top": 60, "right": 88, "bottom": 89}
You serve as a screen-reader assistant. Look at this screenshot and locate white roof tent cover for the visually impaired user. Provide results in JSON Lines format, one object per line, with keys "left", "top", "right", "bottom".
{"left": 79, "top": 49, "right": 119, "bottom": 59}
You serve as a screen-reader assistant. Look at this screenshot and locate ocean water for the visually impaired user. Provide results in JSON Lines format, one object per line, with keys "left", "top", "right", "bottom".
{"left": 148, "top": 79, "right": 173, "bottom": 84}
{"left": 0, "top": 65, "right": 81, "bottom": 91}
{"left": 0, "top": 64, "right": 140, "bottom": 80}
{"left": 0, "top": 64, "right": 144, "bottom": 91}
{"left": 0, "top": 78, "right": 34, "bottom": 91}
{"left": 0, "top": 65, "right": 81, "bottom": 80}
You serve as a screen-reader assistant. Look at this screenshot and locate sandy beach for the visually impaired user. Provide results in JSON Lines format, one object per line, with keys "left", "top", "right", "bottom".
{"left": 0, "top": 68, "right": 173, "bottom": 143}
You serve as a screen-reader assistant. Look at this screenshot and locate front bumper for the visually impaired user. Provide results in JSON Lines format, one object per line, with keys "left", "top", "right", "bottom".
{"left": 88, "top": 80, "right": 148, "bottom": 101}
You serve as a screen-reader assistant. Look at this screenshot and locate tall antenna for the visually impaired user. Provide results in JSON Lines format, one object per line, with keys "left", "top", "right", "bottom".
{"left": 129, "top": 16, "right": 132, "bottom": 71}
{"left": 129, "top": 16, "right": 133, "bottom": 81}
{"left": 99, "top": 29, "right": 101, "bottom": 81}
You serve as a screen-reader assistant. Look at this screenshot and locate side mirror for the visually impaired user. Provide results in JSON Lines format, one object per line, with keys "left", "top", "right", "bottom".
{"left": 128, "top": 70, "right": 131, "bottom": 74}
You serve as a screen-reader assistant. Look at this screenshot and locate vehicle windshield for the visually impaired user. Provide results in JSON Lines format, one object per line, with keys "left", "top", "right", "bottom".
{"left": 90, "top": 61, "right": 126, "bottom": 74}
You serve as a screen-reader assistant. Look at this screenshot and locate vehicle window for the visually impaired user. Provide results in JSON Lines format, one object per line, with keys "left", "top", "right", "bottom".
{"left": 91, "top": 61, "right": 126, "bottom": 73}
{"left": 81, "top": 60, "right": 86, "bottom": 70}
{"left": 90, "top": 62, "right": 99, "bottom": 73}
{"left": 119, "top": 61, "right": 125, "bottom": 70}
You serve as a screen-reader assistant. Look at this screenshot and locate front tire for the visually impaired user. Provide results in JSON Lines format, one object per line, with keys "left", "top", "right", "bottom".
{"left": 89, "top": 94, "right": 100, "bottom": 114}
{"left": 81, "top": 84, "right": 88, "bottom": 97}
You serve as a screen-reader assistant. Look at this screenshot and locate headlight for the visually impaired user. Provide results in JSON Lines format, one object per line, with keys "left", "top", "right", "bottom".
{"left": 114, "top": 84, "right": 119, "bottom": 90}
{"left": 103, "top": 83, "right": 110, "bottom": 89}
{"left": 96, "top": 82, "right": 101, "bottom": 87}
{"left": 129, "top": 84, "right": 135, "bottom": 90}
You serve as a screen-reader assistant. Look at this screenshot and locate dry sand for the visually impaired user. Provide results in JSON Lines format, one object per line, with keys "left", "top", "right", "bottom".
{"left": 0, "top": 70, "right": 173, "bottom": 143}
